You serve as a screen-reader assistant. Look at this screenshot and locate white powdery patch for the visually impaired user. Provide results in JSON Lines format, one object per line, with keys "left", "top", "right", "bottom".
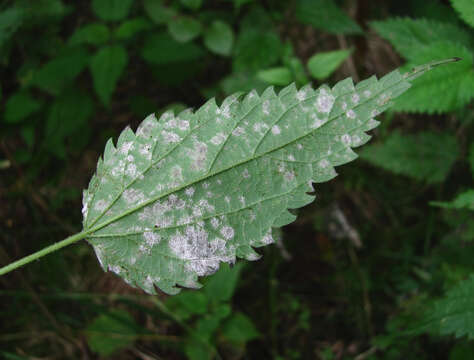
{"left": 262, "top": 100, "right": 270, "bottom": 115}
{"left": 94, "top": 199, "right": 109, "bottom": 212}
{"left": 127, "top": 155, "right": 134, "bottom": 162}
{"left": 210, "top": 217, "right": 220, "bottom": 228}
{"left": 224, "top": 196, "right": 231, "bottom": 203}
{"left": 161, "top": 130, "right": 181, "bottom": 144}
{"left": 319, "top": 159, "right": 330, "bottom": 168}
{"left": 363, "top": 90, "right": 371, "bottom": 98}
{"left": 316, "top": 89, "right": 335, "bottom": 113}
{"left": 216, "top": 105, "right": 231, "bottom": 119}
{"left": 262, "top": 230, "right": 274, "bottom": 244}
{"left": 210, "top": 132, "right": 226, "bottom": 145}
{"left": 164, "top": 118, "right": 177, "bottom": 129}
{"left": 125, "top": 163, "right": 137, "bottom": 177}
{"left": 253, "top": 122, "right": 268, "bottom": 133}
{"left": 288, "top": 154, "right": 295, "bottom": 161}
{"left": 185, "top": 187, "right": 195, "bottom": 197}
{"left": 352, "top": 135, "right": 362, "bottom": 146}
{"left": 188, "top": 141, "right": 208, "bottom": 171}
{"left": 341, "top": 134, "right": 352, "bottom": 146}
{"left": 123, "top": 188, "right": 145, "bottom": 204}
{"left": 239, "top": 195, "right": 245, "bottom": 205}
{"left": 144, "top": 231, "right": 161, "bottom": 246}
{"left": 232, "top": 127, "right": 245, "bottom": 137}
{"left": 346, "top": 110, "right": 356, "bottom": 119}
{"left": 310, "top": 114, "right": 324, "bottom": 129}
{"left": 296, "top": 89, "right": 307, "bottom": 101}
{"left": 220, "top": 226, "right": 235, "bottom": 240}
{"left": 284, "top": 171, "right": 295, "bottom": 182}
{"left": 272, "top": 125, "right": 281, "bottom": 135}
{"left": 297, "top": 143, "right": 303, "bottom": 150}
{"left": 242, "top": 168, "right": 250, "bottom": 179}
{"left": 202, "top": 182, "right": 210, "bottom": 189}
{"left": 139, "top": 144, "right": 152, "bottom": 160}
{"left": 120, "top": 141, "right": 134, "bottom": 154}
{"left": 178, "top": 119, "right": 190, "bottom": 131}
{"left": 352, "top": 94, "right": 360, "bottom": 104}
{"left": 93, "top": 245, "right": 105, "bottom": 269}
{"left": 170, "top": 165, "right": 183, "bottom": 183}
{"left": 137, "top": 114, "right": 158, "bottom": 138}
{"left": 341, "top": 102, "right": 348, "bottom": 110}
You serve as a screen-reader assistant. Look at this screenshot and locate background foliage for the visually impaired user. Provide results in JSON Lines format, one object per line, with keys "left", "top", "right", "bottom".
{"left": 0, "top": 0, "right": 473, "bottom": 359}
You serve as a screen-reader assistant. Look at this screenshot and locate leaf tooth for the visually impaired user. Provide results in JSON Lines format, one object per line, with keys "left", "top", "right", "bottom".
{"left": 236, "top": 245, "right": 262, "bottom": 261}
{"left": 103, "top": 138, "right": 117, "bottom": 162}
{"left": 332, "top": 77, "right": 355, "bottom": 96}
{"left": 116, "top": 126, "right": 136, "bottom": 151}
{"left": 277, "top": 82, "right": 297, "bottom": 99}
{"left": 136, "top": 112, "right": 159, "bottom": 139}
{"left": 273, "top": 209, "right": 297, "bottom": 227}
{"left": 355, "top": 74, "right": 377, "bottom": 90}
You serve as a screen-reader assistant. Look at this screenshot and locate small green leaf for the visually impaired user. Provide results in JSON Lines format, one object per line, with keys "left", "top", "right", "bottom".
{"left": 451, "top": 0, "right": 474, "bottom": 27}
{"left": 360, "top": 131, "right": 459, "bottom": 183}
{"left": 141, "top": 32, "right": 204, "bottom": 65}
{"left": 295, "top": 0, "right": 362, "bottom": 34}
{"left": 91, "top": 0, "right": 134, "bottom": 22}
{"left": 204, "top": 262, "right": 243, "bottom": 302}
{"left": 180, "top": 0, "right": 202, "bottom": 11}
{"left": 86, "top": 310, "right": 138, "bottom": 356}
{"left": 431, "top": 190, "right": 474, "bottom": 211}
{"left": 0, "top": 6, "right": 23, "bottom": 49}
{"left": 83, "top": 63, "right": 432, "bottom": 294}
{"left": 233, "top": 28, "right": 282, "bottom": 71}
{"left": 90, "top": 45, "right": 128, "bottom": 106}
{"left": 4, "top": 91, "right": 42, "bottom": 124}
{"left": 257, "top": 67, "right": 293, "bottom": 86}
{"left": 69, "top": 23, "right": 110, "bottom": 46}
{"left": 221, "top": 312, "right": 260, "bottom": 344}
{"left": 203, "top": 20, "right": 234, "bottom": 56}
{"left": 115, "top": 17, "right": 152, "bottom": 40}
{"left": 307, "top": 49, "right": 352, "bottom": 80}
{"left": 32, "top": 47, "right": 89, "bottom": 95}
{"left": 168, "top": 16, "right": 202, "bottom": 43}
{"left": 143, "top": 0, "right": 177, "bottom": 24}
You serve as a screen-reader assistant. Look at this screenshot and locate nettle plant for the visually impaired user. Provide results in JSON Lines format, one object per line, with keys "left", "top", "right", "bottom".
{"left": 0, "top": 59, "right": 458, "bottom": 295}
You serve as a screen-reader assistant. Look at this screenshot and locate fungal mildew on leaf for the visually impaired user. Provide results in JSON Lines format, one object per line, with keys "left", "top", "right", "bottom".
{"left": 81, "top": 61, "right": 446, "bottom": 295}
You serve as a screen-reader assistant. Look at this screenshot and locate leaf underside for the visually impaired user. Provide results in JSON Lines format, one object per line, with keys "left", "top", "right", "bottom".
{"left": 82, "top": 68, "right": 416, "bottom": 295}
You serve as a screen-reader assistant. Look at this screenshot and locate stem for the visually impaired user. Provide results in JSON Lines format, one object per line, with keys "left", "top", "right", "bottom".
{"left": 0, "top": 231, "right": 88, "bottom": 276}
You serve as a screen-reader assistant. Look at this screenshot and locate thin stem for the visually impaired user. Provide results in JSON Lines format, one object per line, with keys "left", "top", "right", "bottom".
{"left": 0, "top": 231, "right": 89, "bottom": 276}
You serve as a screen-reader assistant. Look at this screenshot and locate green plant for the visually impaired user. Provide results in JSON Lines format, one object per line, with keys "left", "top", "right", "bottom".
{"left": 0, "top": 59, "right": 457, "bottom": 295}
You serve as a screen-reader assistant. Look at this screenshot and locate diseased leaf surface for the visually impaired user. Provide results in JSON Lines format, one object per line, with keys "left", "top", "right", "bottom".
{"left": 83, "top": 68, "right": 416, "bottom": 294}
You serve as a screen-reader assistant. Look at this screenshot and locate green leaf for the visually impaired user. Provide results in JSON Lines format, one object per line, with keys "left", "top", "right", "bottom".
{"left": 168, "top": 16, "right": 202, "bottom": 43}
{"left": 233, "top": 28, "right": 282, "bottom": 71}
{"left": 180, "top": 0, "right": 202, "bottom": 11}
{"left": 221, "top": 312, "right": 260, "bottom": 344}
{"left": 371, "top": 18, "right": 473, "bottom": 60}
{"left": 421, "top": 275, "right": 474, "bottom": 339}
{"left": 451, "top": 0, "right": 474, "bottom": 27}
{"left": 431, "top": 190, "right": 474, "bottom": 211}
{"left": 4, "top": 91, "right": 42, "bottom": 124}
{"left": 360, "top": 131, "right": 459, "bottom": 183}
{"left": 69, "top": 23, "right": 110, "bottom": 46}
{"left": 32, "top": 47, "right": 89, "bottom": 95}
{"left": 143, "top": 0, "right": 177, "bottom": 24}
{"left": 0, "top": 7, "right": 23, "bottom": 49}
{"left": 203, "top": 20, "right": 234, "bottom": 56}
{"left": 295, "top": 0, "right": 362, "bottom": 34}
{"left": 394, "top": 43, "right": 474, "bottom": 113}
{"left": 115, "top": 17, "right": 152, "bottom": 40}
{"left": 166, "top": 291, "right": 209, "bottom": 319}
{"left": 91, "top": 0, "right": 133, "bottom": 22}
{"left": 141, "top": 32, "right": 204, "bottom": 65}
{"left": 204, "top": 262, "right": 243, "bottom": 302}
{"left": 86, "top": 310, "right": 138, "bottom": 356}
{"left": 307, "top": 49, "right": 352, "bottom": 80}
{"left": 257, "top": 67, "right": 293, "bottom": 86}
{"left": 90, "top": 45, "right": 128, "bottom": 106}
{"left": 469, "top": 142, "right": 474, "bottom": 177}
{"left": 82, "top": 63, "right": 431, "bottom": 295}
{"left": 45, "top": 89, "right": 94, "bottom": 158}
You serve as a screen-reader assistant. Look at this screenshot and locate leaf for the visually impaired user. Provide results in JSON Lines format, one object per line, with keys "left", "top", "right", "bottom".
{"left": 168, "top": 16, "right": 202, "bottom": 43}
{"left": 233, "top": 28, "right": 282, "bottom": 71}
{"left": 69, "top": 23, "right": 110, "bottom": 46}
{"left": 91, "top": 0, "right": 133, "bottom": 22}
{"left": 451, "top": 0, "right": 474, "bottom": 27}
{"left": 4, "top": 91, "right": 42, "bottom": 124}
{"left": 0, "top": 6, "right": 23, "bottom": 49}
{"left": 221, "top": 312, "right": 260, "bottom": 344}
{"left": 143, "top": 0, "right": 177, "bottom": 24}
{"left": 257, "top": 67, "right": 293, "bottom": 86}
{"left": 203, "top": 20, "right": 234, "bottom": 56}
{"left": 86, "top": 310, "right": 138, "bottom": 355}
{"left": 141, "top": 32, "right": 204, "bottom": 65}
{"left": 431, "top": 190, "right": 474, "bottom": 211}
{"left": 307, "top": 49, "right": 353, "bottom": 80}
{"left": 81, "top": 63, "right": 430, "bottom": 295}
{"left": 371, "top": 18, "right": 473, "bottom": 59}
{"left": 45, "top": 89, "right": 94, "bottom": 158}
{"left": 90, "top": 45, "right": 128, "bottom": 106}
{"left": 115, "top": 17, "right": 152, "bottom": 40}
{"left": 32, "top": 47, "right": 89, "bottom": 95}
{"left": 295, "top": 0, "right": 362, "bottom": 35}
{"left": 204, "top": 262, "right": 243, "bottom": 302}
{"left": 360, "top": 131, "right": 459, "bottom": 183}
{"left": 180, "top": 0, "right": 202, "bottom": 11}
{"left": 394, "top": 42, "right": 474, "bottom": 113}
{"left": 420, "top": 275, "right": 474, "bottom": 339}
